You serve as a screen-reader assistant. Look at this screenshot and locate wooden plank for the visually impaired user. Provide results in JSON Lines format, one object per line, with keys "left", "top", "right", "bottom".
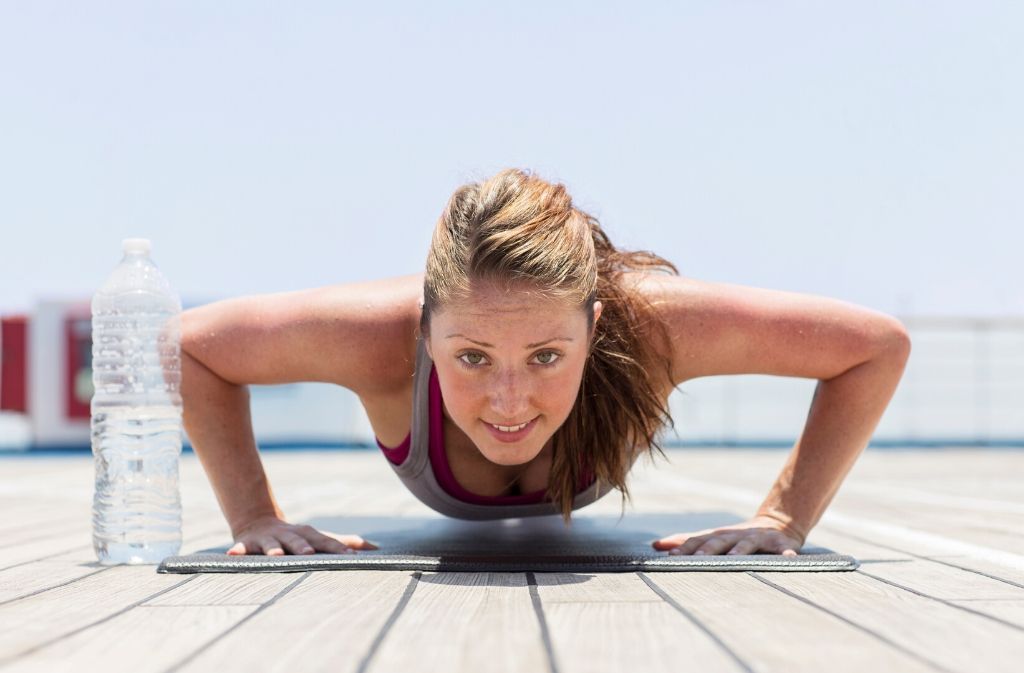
{"left": 823, "top": 493, "right": 1024, "bottom": 554}
{"left": 143, "top": 570, "right": 309, "bottom": 606}
{"left": 807, "top": 523, "right": 1024, "bottom": 590}
{"left": 946, "top": 599, "right": 1024, "bottom": 626}
{"left": 0, "top": 499, "right": 331, "bottom": 605}
{"left": 655, "top": 449, "right": 1024, "bottom": 506}
{"left": 9, "top": 605, "right": 257, "bottom": 673}
{"left": 539, "top": 599, "right": 745, "bottom": 673}
{"left": 637, "top": 458, "right": 1024, "bottom": 578}
{"left": 646, "top": 470, "right": 1024, "bottom": 587}
{"left": 644, "top": 571, "right": 937, "bottom": 673}
{"left": 630, "top": 458, "right": 1024, "bottom": 636}
{"left": 840, "top": 481, "right": 1024, "bottom": 513}
{"left": 758, "top": 570, "right": 1024, "bottom": 673}
{"left": 3, "top": 446, "right": 1021, "bottom": 673}
{"left": 0, "top": 451, "right": 391, "bottom": 569}
{"left": 0, "top": 566, "right": 195, "bottom": 664}
{"left": 368, "top": 572, "right": 552, "bottom": 673}
{"left": 174, "top": 571, "right": 415, "bottom": 673}
{"left": 0, "top": 560, "right": 111, "bottom": 606}
{"left": 0, "top": 506, "right": 229, "bottom": 570}
{"left": 1, "top": 518, "right": 83, "bottom": 548}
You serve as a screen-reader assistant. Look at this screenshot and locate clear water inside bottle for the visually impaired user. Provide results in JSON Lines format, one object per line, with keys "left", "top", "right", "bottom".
{"left": 92, "top": 403, "right": 183, "bottom": 565}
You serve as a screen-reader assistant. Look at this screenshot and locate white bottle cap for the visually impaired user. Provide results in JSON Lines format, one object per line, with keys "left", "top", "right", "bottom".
{"left": 122, "top": 238, "right": 152, "bottom": 255}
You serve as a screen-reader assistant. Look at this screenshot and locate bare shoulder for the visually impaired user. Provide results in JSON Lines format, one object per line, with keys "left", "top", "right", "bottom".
{"left": 182, "top": 272, "right": 424, "bottom": 398}
{"left": 620, "top": 270, "right": 910, "bottom": 386}
{"left": 312, "top": 272, "right": 425, "bottom": 395}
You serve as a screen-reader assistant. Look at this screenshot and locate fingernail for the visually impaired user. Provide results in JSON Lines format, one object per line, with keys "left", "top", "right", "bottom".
{"left": 694, "top": 550, "right": 706, "bottom": 555}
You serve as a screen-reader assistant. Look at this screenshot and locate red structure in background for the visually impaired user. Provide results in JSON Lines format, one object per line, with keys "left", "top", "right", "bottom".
{"left": 1, "top": 316, "right": 28, "bottom": 413}
{"left": 65, "top": 309, "right": 92, "bottom": 420}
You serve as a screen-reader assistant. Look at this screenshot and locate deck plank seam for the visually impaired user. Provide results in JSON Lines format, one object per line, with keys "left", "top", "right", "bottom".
{"left": 855, "top": 569, "right": 1024, "bottom": 633}
{"left": 817, "top": 526, "right": 1024, "bottom": 589}
{"left": 0, "top": 566, "right": 113, "bottom": 608}
{"left": 525, "top": 572, "right": 560, "bottom": 673}
{"left": 353, "top": 571, "right": 423, "bottom": 673}
{"left": 0, "top": 574, "right": 200, "bottom": 667}
{"left": 0, "top": 545, "right": 94, "bottom": 572}
{"left": 161, "top": 571, "right": 312, "bottom": 673}
{"left": 747, "top": 572, "right": 957, "bottom": 673}
{"left": 0, "top": 497, "right": 324, "bottom": 577}
{"left": 0, "top": 522, "right": 232, "bottom": 573}
{"left": 636, "top": 571, "right": 757, "bottom": 673}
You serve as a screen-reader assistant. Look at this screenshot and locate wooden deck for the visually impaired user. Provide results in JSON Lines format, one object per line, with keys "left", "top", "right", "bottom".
{"left": 1, "top": 447, "right": 1022, "bottom": 673}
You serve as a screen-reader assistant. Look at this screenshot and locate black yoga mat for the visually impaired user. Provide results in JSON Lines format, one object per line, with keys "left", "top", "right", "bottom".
{"left": 157, "top": 511, "right": 858, "bottom": 574}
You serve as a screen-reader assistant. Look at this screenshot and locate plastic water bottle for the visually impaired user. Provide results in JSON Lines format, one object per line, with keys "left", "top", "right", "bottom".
{"left": 91, "top": 238, "right": 183, "bottom": 565}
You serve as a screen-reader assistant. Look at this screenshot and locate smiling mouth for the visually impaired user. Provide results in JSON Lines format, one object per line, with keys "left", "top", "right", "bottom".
{"left": 487, "top": 419, "right": 534, "bottom": 433}
{"left": 483, "top": 416, "right": 539, "bottom": 441}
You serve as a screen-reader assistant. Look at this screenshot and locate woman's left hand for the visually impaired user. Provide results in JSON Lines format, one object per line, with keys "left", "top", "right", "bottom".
{"left": 651, "top": 515, "right": 805, "bottom": 556}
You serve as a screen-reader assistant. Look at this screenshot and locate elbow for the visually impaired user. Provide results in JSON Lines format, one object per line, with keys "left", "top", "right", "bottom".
{"left": 179, "top": 309, "right": 214, "bottom": 374}
{"left": 180, "top": 307, "right": 212, "bottom": 360}
{"left": 872, "top": 317, "right": 912, "bottom": 363}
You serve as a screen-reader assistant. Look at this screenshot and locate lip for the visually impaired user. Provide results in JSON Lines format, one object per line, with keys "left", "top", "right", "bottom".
{"left": 483, "top": 416, "right": 539, "bottom": 443}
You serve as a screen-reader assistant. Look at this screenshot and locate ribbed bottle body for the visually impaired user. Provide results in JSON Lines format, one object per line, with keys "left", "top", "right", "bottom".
{"left": 91, "top": 243, "right": 183, "bottom": 565}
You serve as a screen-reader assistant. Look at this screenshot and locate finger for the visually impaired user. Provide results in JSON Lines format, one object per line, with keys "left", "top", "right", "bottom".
{"left": 325, "top": 531, "right": 379, "bottom": 551}
{"left": 651, "top": 535, "right": 687, "bottom": 550}
{"left": 725, "top": 538, "right": 760, "bottom": 556}
{"left": 673, "top": 532, "right": 735, "bottom": 555}
{"left": 335, "top": 534, "right": 377, "bottom": 551}
{"left": 258, "top": 537, "right": 286, "bottom": 556}
{"left": 278, "top": 533, "right": 316, "bottom": 555}
{"left": 667, "top": 535, "right": 706, "bottom": 555}
{"left": 670, "top": 535, "right": 715, "bottom": 555}
{"left": 766, "top": 532, "right": 801, "bottom": 556}
{"left": 227, "top": 541, "right": 246, "bottom": 555}
{"left": 307, "top": 531, "right": 355, "bottom": 554}
{"left": 691, "top": 535, "right": 737, "bottom": 556}
{"left": 651, "top": 529, "right": 714, "bottom": 549}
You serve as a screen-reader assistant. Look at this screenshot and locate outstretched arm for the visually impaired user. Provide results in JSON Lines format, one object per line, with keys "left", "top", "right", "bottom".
{"left": 753, "top": 336, "right": 910, "bottom": 546}
{"left": 634, "top": 274, "right": 912, "bottom": 555}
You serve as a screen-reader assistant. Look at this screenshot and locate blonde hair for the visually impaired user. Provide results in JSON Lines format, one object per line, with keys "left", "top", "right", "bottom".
{"left": 420, "top": 168, "right": 679, "bottom": 524}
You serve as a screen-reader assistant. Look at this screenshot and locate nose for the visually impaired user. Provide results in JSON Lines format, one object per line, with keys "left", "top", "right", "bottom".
{"left": 487, "top": 369, "right": 533, "bottom": 421}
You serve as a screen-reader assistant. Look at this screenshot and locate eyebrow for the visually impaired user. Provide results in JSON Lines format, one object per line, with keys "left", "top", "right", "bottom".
{"left": 445, "top": 334, "right": 575, "bottom": 349}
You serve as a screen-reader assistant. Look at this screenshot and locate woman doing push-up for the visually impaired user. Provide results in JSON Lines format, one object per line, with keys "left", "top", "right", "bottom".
{"left": 180, "top": 167, "right": 911, "bottom": 558}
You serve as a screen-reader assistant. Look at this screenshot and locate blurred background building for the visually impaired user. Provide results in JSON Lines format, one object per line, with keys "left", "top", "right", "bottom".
{"left": 3, "top": 299, "right": 1021, "bottom": 450}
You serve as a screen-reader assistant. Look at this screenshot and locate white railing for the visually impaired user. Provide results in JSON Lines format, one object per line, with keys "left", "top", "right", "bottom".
{"left": 664, "top": 317, "right": 1024, "bottom": 447}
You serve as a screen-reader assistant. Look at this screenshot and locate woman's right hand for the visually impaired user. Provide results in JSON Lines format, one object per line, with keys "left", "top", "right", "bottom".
{"left": 226, "top": 515, "right": 379, "bottom": 556}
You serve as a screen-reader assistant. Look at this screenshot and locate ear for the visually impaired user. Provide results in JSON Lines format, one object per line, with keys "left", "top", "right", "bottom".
{"left": 588, "top": 300, "right": 603, "bottom": 343}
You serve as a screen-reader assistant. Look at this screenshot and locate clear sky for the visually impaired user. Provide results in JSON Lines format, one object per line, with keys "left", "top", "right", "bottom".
{"left": 1, "top": 1, "right": 1020, "bottom": 318}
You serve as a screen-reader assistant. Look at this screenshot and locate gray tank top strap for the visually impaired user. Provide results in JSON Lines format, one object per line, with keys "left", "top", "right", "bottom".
{"left": 388, "top": 335, "right": 433, "bottom": 480}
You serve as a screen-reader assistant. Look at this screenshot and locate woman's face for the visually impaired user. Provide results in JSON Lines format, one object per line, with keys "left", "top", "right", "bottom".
{"left": 425, "top": 284, "right": 602, "bottom": 467}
